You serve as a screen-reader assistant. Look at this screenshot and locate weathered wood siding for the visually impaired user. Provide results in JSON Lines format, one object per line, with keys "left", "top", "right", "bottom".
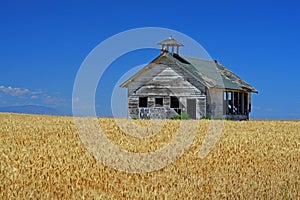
{"left": 129, "top": 107, "right": 179, "bottom": 119}
{"left": 127, "top": 63, "right": 167, "bottom": 96}
{"left": 206, "top": 88, "right": 224, "bottom": 118}
{"left": 179, "top": 96, "right": 206, "bottom": 119}
{"left": 157, "top": 57, "right": 206, "bottom": 93}
{"left": 126, "top": 56, "right": 207, "bottom": 119}
{"left": 127, "top": 56, "right": 206, "bottom": 97}
{"left": 130, "top": 67, "right": 203, "bottom": 97}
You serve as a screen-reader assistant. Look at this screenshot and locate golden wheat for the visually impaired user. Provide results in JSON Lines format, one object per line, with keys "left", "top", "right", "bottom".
{"left": 0, "top": 113, "right": 299, "bottom": 199}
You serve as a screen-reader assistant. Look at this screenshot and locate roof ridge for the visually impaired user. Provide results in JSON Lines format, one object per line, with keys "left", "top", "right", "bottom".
{"left": 181, "top": 55, "right": 214, "bottom": 63}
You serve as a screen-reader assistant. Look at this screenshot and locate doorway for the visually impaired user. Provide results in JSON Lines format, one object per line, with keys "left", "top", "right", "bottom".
{"left": 187, "top": 99, "right": 196, "bottom": 119}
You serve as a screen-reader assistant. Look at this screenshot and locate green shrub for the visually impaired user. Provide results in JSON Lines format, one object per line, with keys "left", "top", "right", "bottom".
{"left": 200, "top": 116, "right": 211, "bottom": 120}
{"left": 171, "top": 112, "right": 190, "bottom": 120}
{"left": 200, "top": 116, "right": 233, "bottom": 120}
{"left": 171, "top": 115, "right": 181, "bottom": 120}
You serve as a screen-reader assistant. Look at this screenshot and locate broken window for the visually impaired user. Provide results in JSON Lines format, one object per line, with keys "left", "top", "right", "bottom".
{"left": 233, "top": 92, "right": 239, "bottom": 114}
{"left": 225, "top": 91, "right": 233, "bottom": 115}
{"left": 155, "top": 98, "right": 163, "bottom": 107}
{"left": 170, "top": 96, "right": 179, "bottom": 108}
{"left": 170, "top": 96, "right": 181, "bottom": 114}
{"left": 228, "top": 92, "right": 232, "bottom": 100}
{"left": 139, "top": 97, "right": 148, "bottom": 108}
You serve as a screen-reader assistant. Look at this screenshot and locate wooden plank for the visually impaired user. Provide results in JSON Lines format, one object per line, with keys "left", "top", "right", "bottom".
{"left": 127, "top": 57, "right": 207, "bottom": 96}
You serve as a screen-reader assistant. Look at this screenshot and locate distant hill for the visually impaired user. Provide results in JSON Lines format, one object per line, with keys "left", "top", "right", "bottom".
{"left": 0, "top": 105, "right": 61, "bottom": 116}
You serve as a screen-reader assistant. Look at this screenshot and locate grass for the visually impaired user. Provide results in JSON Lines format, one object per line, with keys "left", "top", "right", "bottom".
{"left": 0, "top": 113, "right": 299, "bottom": 199}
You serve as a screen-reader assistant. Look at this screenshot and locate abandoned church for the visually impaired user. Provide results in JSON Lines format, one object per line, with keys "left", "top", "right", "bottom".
{"left": 120, "top": 36, "right": 258, "bottom": 120}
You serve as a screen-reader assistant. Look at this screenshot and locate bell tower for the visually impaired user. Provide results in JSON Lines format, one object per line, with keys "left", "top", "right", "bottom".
{"left": 158, "top": 36, "right": 184, "bottom": 55}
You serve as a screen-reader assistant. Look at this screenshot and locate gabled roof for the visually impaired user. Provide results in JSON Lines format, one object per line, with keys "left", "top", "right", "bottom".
{"left": 180, "top": 55, "right": 258, "bottom": 93}
{"left": 120, "top": 52, "right": 258, "bottom": 93}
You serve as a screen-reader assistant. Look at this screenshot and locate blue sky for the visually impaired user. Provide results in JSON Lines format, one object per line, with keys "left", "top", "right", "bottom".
{"left": 0, "top": 0, "right": 299, "bottom": 119}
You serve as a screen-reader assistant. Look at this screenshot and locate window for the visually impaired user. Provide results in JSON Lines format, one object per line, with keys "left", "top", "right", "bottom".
{"left": 155, "top": 98, "right": 163, "bottom": 107}
{"left": 224, "top": 91, "right": 233, "bottom": 114}
{"left": 170, "top": 96, "right": 181, "bottom": 114}
{"left": 139, "top": 97, "right": 148, "bottom": 107}
{"left": 228, "top": 92, "right": 232, "bottom": 100}
{"left": 170, "top": 96, "right": 179, "bottom": 108}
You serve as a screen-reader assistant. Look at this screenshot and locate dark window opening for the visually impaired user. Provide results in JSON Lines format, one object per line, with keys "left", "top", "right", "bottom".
{"left": 225, "top": 91, "right": 233, "bottom": 114}
{"left": 228, "top": 92, "right": 232, "bottom": 100}
{"left": 233, "top": 92, "right": 239, "bottom": 114}
{"left": 170, "top": 96, "right": 179, "bottom": 108}
{"left": 238, "top": 92, "right": 243, "bottom": 114}
{"left": 170, "top": 96, "right": 181, "bottom": 114}
{"left": 244, "top": 93, "right": 248, "bottom": 114}
{"left": 155, "top": 98, "right": 163, "bottom": 107}
{"left": 139, "top": 97, "right": 148, "bottom": 108}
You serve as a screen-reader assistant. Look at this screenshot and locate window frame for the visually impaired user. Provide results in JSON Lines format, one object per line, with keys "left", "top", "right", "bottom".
{"left": 155, "top": 97, "right": 163, "bottom": 107}
{"left": 138, "top": 97, "right": 148, "bottom": 108}
{"left": 170, "top": 96, "right": 179, "bottom": 108}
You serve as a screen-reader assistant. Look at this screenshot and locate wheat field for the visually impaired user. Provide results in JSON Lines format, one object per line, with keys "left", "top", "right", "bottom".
{"left": 0, "top": 113, "right": 299, "bottom": 199}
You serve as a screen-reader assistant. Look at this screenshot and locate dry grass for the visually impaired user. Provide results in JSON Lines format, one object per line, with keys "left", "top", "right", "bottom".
{"left": 0, "top": 113, "right": 299, "bottom": 199}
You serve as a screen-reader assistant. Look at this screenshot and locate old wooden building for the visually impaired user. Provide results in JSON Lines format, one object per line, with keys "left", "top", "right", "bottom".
{"left": 120, "top": 36, "right": 258, "bottom": 120}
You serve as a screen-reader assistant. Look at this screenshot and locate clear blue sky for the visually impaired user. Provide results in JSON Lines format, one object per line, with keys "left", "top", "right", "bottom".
{"left": 0, "top": 0, "right": 299, "bottom": 119}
